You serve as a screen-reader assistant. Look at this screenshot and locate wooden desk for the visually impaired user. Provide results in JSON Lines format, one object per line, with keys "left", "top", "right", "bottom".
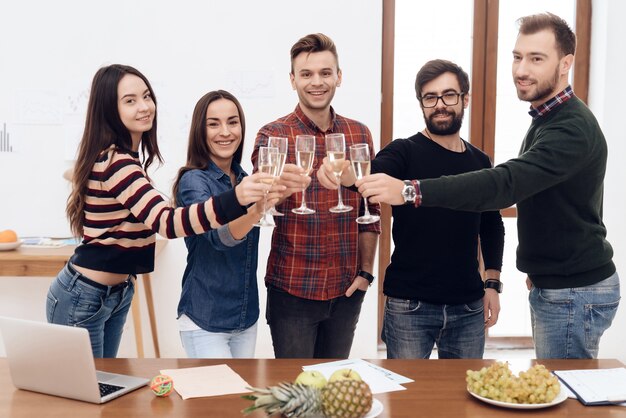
{"left": 1, "top": 358, "right": 625, "bottom": 417}
{"left": 0, "top": 241, "right": 167, "bottom": 357}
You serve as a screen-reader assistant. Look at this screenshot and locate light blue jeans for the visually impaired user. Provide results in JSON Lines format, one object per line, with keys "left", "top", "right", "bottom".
{"left": 46, "top": 263, "right": 135, "bottom": 358}
{"left": 529, "top": 271, "right": 620, "bottom": 359}
{"left": 180, "top": 322, "right": 258, "bottom": 358}
{"left": 382, "top": 296, "right": 485, "bottom": 359}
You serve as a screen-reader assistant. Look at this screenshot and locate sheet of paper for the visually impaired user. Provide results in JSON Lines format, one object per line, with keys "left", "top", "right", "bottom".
{"left": 303, "top": 359, "right": 409, "bottom": 394}
{"left": 554, "top": 368, "right": 626, "bottom": 406}
{"left": 160, "top": 364, "right": 252, "bottom": 400}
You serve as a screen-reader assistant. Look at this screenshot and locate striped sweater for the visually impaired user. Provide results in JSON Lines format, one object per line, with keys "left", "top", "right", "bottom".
{"left": 72, "top": 147, "right": 245, "bottom": 274}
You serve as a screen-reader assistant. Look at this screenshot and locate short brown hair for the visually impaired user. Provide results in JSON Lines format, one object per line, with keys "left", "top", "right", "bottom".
{"left": 415, "top": 59, "right": 470, "bottom": 100}
{"left": 517, "top": 12, "right": 576, "bottom": 57}
{"left": 290, "top": 33, "right": 339, "bottom": 74}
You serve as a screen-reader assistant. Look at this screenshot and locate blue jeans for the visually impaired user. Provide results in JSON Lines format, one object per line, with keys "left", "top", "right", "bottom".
{"left": 180, "top": 322, "right": 258, "bottom": 358}
{"left": 529, "top": 271, "right": 620, "bottom": 359}
{"left": 266, "top": 286, "right": 366, "bottom": 358}
{"left": 382, "top": 296, "right": 485, "bottom": 359}
{"left": 46, "top": 263, "right": 135, "bottom": 358}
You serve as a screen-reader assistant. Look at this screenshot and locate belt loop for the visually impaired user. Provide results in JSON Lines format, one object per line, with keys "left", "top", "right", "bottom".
{"left": 67, "top": 262, "right": 80, "bottom": 291}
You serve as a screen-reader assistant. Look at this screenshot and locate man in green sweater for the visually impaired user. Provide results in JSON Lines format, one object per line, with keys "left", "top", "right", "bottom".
{"left": 356, "top": 13, "right": 620, "bottom": 359}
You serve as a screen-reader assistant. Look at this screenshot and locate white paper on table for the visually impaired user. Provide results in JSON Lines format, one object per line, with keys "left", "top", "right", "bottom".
{"left": 160, "top": 364, "right": 252, "bottom": 400}
{"left": 302, "top": 359, "right": 408, "bottom": 394}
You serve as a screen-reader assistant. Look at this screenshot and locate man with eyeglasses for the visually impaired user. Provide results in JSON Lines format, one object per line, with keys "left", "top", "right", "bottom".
{"left": 352, "top": 13, "right": 619, "bottom": 359}
{"left": 318, "top": 59, "right": 505, "bottom": 359}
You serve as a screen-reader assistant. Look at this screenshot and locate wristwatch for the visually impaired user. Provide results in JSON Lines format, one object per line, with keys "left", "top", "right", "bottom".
{"left": 484, "top": 279, "right": 503, "bottom": 293}
{"left": 401, "top": 180, "right": 416, "bottom": 204}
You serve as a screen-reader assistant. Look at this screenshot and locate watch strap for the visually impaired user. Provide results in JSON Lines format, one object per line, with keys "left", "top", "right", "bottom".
{"left": 358, "top": 270, "right": 375, "bottom": 284}
{"left": 484, "top": 279, "right": 503, "bottom": 293}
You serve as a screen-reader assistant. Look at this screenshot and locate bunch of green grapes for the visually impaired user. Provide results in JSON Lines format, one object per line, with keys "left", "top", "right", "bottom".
{"left": 466, "top": 362, "right": 561, "bottom": 404}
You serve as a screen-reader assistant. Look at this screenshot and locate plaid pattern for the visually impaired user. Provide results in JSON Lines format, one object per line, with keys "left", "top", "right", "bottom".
{"left": 528, "top": 85, "right": 574, "bottom": 119}
{"left": 252, "top": 105, "right": 381, "bottom": 300}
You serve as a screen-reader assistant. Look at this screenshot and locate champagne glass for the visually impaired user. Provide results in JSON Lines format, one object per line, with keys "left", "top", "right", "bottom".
{"left": 325, "top": 133, "right": 353, "bottom": 213}
{"left": 291, "top": 135, "right": 315, "bottom": 215}
{"left": 267, "top": 137, "right": 288, "bottom": 217}
{"left": 349, "top": 144, "right": 380, "bottom": 224}
{"left": 254, "top": 146, "right": 279, "bottom": 227}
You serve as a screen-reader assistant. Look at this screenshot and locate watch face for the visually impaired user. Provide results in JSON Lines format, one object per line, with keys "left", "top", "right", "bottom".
{"left": 402, "top": 182, "right": 416, "bottom": 202}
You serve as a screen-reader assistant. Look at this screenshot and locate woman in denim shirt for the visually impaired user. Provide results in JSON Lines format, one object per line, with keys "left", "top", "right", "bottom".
{"left": 172, "top": 90, "right": 264, "bottom": 358}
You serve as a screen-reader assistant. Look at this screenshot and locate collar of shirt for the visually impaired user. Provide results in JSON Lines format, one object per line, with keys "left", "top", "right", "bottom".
{"left": 528, "top": 85, "right": 574, "bottom": 119}
{"left": 294, "top": 104, "right": 338, "bottom": 133}
{"left": 205, "top": 159, "right": 246, "bottom": 183}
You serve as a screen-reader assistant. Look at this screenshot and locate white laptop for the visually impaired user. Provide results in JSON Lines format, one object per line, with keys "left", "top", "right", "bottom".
{"left": 0, "top": 316, "right": 149, "bottom": 403}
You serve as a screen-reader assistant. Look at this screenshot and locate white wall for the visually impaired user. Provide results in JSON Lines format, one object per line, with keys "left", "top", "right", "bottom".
{"left": 0, "top": 0, "right": 382, "bottom": 358}
{"left": 589, "top": 0, "right": 626, "bottom": 362}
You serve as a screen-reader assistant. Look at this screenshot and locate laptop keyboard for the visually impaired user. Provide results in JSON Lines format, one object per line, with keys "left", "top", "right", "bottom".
{"left": 99, "top": 382, "right": 125, "bottom": 397}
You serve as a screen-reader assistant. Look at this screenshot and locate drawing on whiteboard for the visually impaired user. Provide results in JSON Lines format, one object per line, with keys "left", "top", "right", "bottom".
{"left": 0, "top": 123, "right": 15, "bottom": 153}
{"left": 16, "top": 90, "right": 62, "bottom": 125}
{"left": 67, "top": 89, "right": 90, "bottom": 114}
{"left": 224, "top": 71, "right": 275, "bottom": 99}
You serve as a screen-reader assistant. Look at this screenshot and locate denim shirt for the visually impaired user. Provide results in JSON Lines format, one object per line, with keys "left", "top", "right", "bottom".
{"left": 176, "top": 160, "right": 260, "bottom": 332}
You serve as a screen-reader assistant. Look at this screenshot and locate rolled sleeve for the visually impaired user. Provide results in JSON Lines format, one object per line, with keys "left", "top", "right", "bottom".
{"left": 216, "top": 223, "right": 247, "bottom": 247}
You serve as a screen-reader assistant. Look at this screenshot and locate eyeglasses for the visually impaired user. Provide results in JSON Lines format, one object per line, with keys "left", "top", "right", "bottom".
{"left": 419, "top": 92, "right": 464, "bottom": 108}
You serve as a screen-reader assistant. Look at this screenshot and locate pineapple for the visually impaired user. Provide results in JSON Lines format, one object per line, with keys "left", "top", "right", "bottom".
{"left": 321, "top": 380, "right": 373, "bottom": 418}
{"left": 242, "top": 379, "right": 373, "bottom": 418}
{"left": 242, "top": 382, "right": 322, "bottom": 417}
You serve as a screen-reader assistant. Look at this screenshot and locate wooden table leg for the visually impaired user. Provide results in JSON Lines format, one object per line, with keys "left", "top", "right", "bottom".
{"left": 141, "top": 273, "right": 160, "bottom": 358}
{"left": 131, "top": 280, "right": 144, "bottom": 358}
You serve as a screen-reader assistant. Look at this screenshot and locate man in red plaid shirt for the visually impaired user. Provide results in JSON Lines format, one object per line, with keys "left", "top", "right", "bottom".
{"left": 252, "top": 33, "right": 380, "bottom": 358}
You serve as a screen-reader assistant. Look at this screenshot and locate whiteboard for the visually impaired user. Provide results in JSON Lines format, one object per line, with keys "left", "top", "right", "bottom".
{"left": 0, "top": 0, "right": 382, "bottom": 236}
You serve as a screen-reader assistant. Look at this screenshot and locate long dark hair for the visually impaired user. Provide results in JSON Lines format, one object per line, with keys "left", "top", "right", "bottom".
{"left": 172, "top": 90, "right": 246, "bottom": 204}
{"left": 67, "top": 64, "right": 162, "bottom": 237}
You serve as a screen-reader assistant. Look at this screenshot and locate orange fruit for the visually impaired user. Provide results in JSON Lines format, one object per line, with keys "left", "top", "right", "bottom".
{"left": 0, "top": 229, "right": 18, "bottom": 243}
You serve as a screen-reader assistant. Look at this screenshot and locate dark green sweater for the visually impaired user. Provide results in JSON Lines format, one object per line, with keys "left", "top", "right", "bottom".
{"left": 420, "top": 96, "right": 615, "bottom": 288}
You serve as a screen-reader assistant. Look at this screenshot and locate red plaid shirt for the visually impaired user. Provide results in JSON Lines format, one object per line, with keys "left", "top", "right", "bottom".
{"left": 252, "top": 105, "right": 381, "bottom": 300}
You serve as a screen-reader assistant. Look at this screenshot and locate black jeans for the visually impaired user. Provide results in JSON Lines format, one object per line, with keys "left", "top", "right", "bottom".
{"left": 266, "top": 286, "right": 366, "bottom": 358}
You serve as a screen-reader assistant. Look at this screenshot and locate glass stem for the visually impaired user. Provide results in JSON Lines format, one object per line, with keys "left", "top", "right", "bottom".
{"left": 336, "top": 175, "right": 344, "bottom": 206}
{"left": 362, "top": 196, "right": 371, "bottom": 217}
{"left": 300, "top": 187, "right": 307, "bottom": 209}
{"left": 261, "top": 192, "right": 268, "bottom": 221}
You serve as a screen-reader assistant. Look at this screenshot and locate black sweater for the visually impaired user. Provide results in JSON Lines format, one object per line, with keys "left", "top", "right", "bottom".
{"left": 372, "top": 133, "right": 504, "bottom": 304}
{"left": 420, "top": 96, "right": 615, "bottom": 288}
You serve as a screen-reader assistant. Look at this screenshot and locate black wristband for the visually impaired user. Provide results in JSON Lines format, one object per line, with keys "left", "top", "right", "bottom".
{"left": 358, "top": 270, "right": 375, "bottom": 284}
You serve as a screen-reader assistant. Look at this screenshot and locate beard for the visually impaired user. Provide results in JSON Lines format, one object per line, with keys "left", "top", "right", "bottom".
{"left": 423, "top": 107, "right": 464, "bottom": 136}
{"left": 515, "top": 65, "right": 560, "bottom": 103}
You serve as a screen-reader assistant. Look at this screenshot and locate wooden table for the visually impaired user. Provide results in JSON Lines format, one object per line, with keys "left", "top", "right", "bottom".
{"left": 1, "top": 358, "right": 625, "bottom": 417}
{"left": 0, "top": 241, "right": 166, "bottom": 357}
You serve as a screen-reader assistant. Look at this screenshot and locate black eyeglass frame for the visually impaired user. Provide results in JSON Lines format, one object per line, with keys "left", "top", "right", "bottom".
{"left": 418, "top": 92, "right": 465, "bottom": 108}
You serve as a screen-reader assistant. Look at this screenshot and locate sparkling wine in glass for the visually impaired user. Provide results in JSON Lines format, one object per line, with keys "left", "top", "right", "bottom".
{"left": 267, "top": 137, "right": 288, "bottom": 217}
{"left": 325, "top": 133, "right": 353, "bottom": 213}
{"left": 292, "top": 135, "right": 315, "bottom": 215}
{"left": 349, "top": 143, "right": 379, "bottom": 224}
{"left": 254, "top": 146, "right": 279, "bottom": 227}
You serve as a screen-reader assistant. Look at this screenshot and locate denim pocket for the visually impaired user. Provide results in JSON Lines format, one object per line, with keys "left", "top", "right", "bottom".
{"left": 537, "top": 288, "right": 571, "bottom": 304}
{"left": 584, "top": 298, "right": 620, "bottom": 352}
{"left": 386, "top": 297, "right": 420, "bottom": 314}
{"left": 70, "top": 284, "right": 106, "bottom": 326}
{"left": 46, "top": 292, "right": 58, "bottom": 322}
{"left": 463, "top": 298, "right": 484, "bottom": 313}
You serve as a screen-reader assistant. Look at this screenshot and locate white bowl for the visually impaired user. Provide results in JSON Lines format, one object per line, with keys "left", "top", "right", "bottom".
{"left": 0, "top": 240, "right": 22, "bottom": 251}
